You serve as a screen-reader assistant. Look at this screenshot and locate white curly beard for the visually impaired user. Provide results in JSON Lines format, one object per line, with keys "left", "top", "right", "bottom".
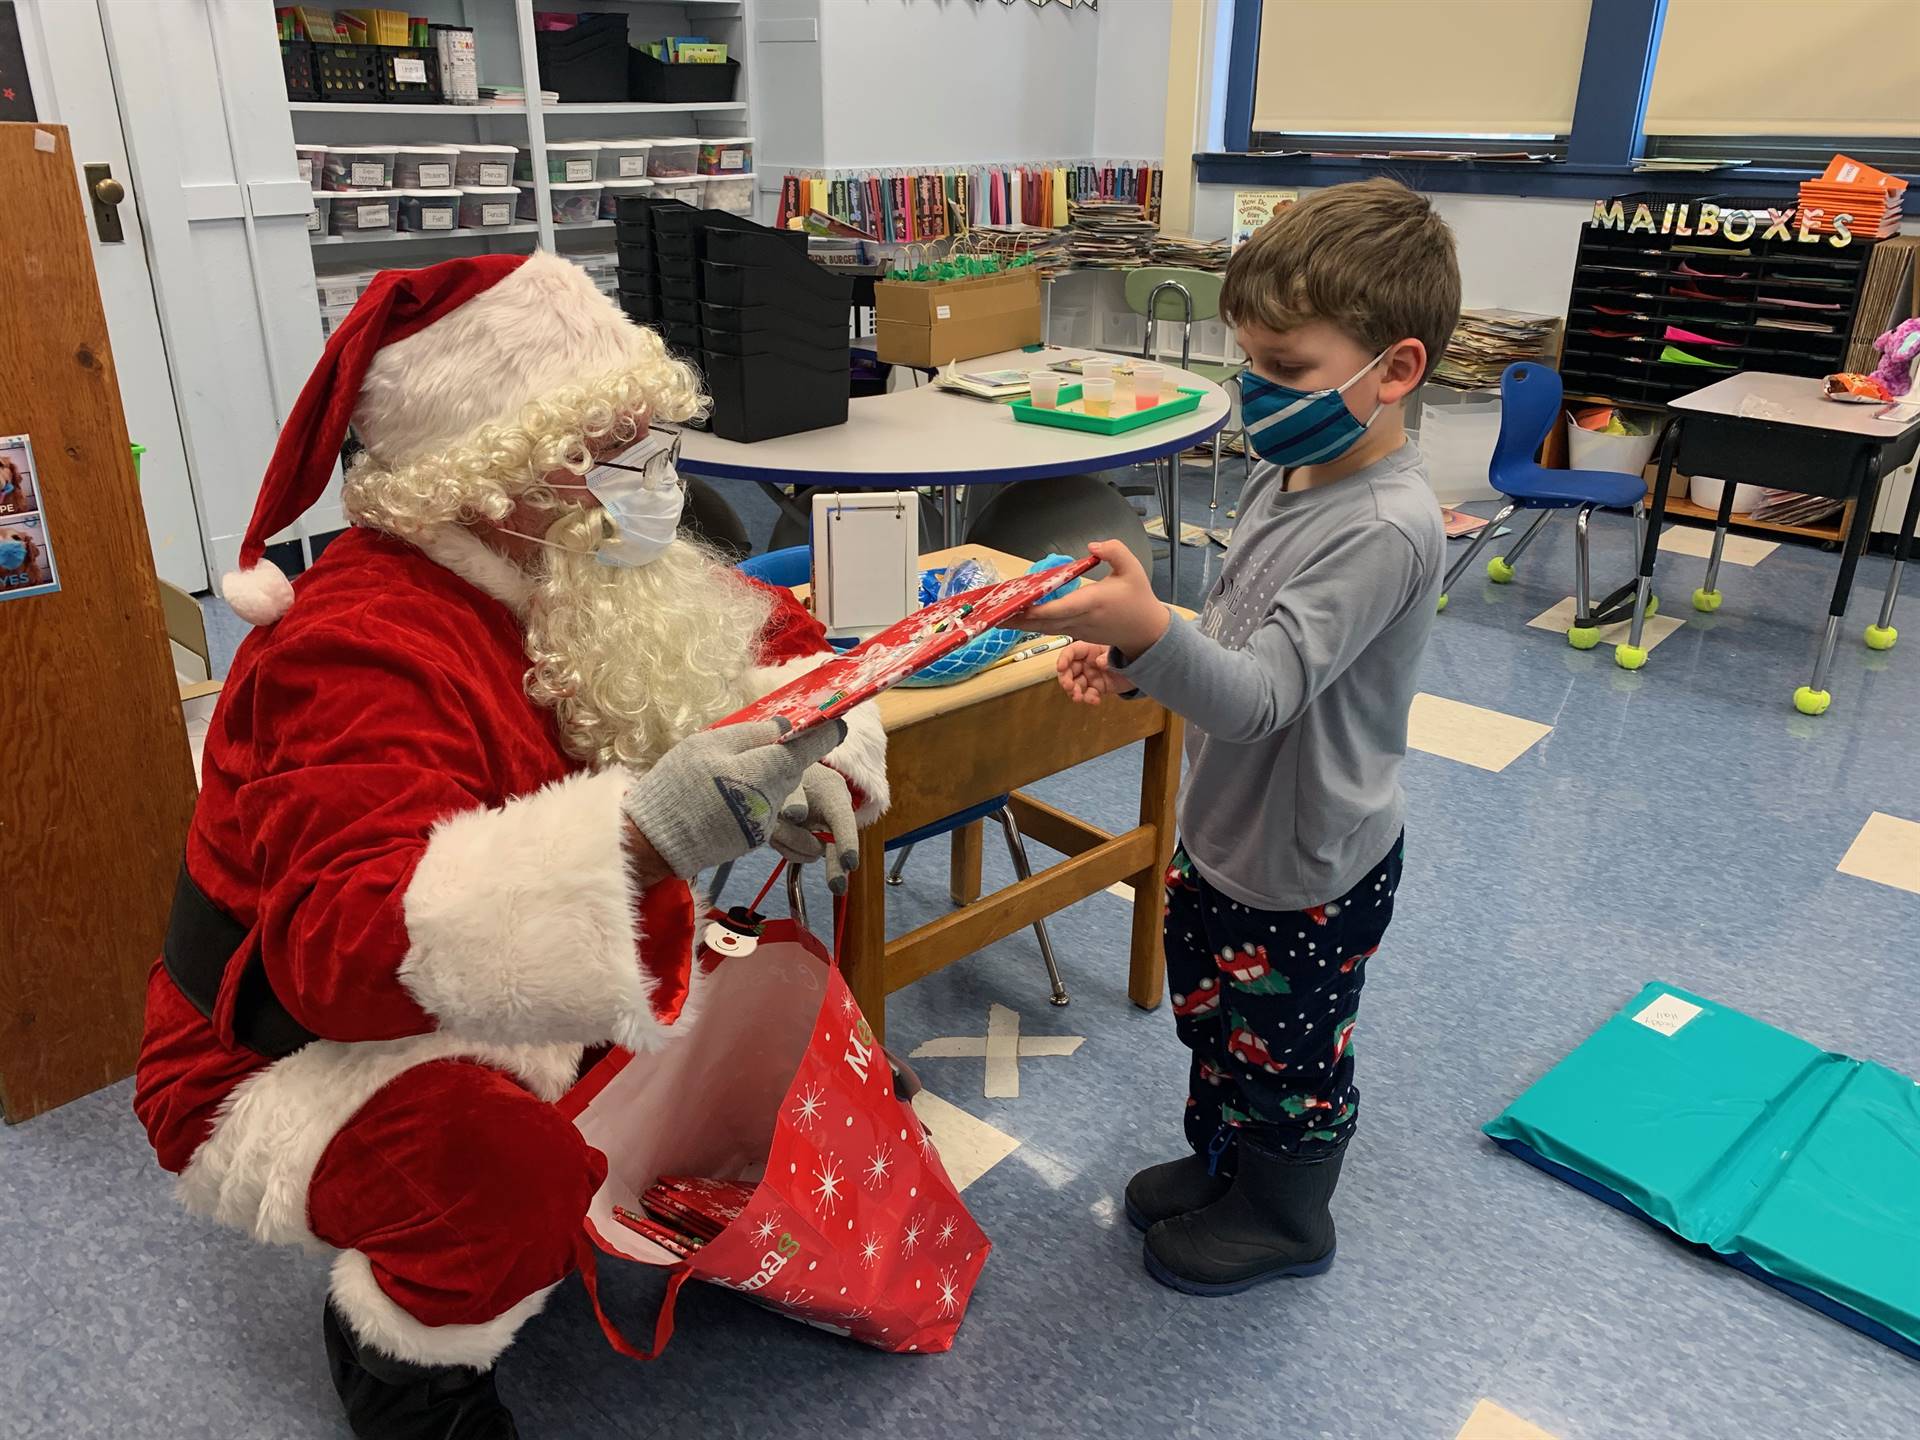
{"left": 523, "top": 534, "right": 772, "bottom": 771}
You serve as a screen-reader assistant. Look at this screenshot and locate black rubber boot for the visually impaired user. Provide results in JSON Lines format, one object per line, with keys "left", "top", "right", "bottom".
{"left": 324, "top": 1302, "right": 520, "bottom": 1440}
{"left": 1143, "top": 1143, "right": 1344, "bottom": 1296}
{"left": 1124, "top": 1155, "right": 1233, "bottom": 1232}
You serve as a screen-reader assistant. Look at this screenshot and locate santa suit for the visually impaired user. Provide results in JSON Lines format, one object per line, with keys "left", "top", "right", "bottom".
{"left": 133, "top": 255, "right": 887, "bottom": 1372}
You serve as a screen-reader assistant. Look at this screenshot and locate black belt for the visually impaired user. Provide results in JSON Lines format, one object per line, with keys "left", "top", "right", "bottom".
{"left": 162, "top": 864, "right": 319, "bottom": 1060}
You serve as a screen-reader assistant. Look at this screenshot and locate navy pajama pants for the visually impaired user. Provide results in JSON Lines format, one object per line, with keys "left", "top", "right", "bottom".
{"left": 1163, "top": 834, "right": 1404, "bottom": 1165}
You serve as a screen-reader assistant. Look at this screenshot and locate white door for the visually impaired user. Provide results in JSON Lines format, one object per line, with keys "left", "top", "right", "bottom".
{"left": 14, "top": 0, "right": 210, "bottom": 592}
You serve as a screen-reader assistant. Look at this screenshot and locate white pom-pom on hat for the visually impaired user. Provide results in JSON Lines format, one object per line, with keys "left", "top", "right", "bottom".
{"left": 221, "top": 559, "right": 297, "bottom": 626}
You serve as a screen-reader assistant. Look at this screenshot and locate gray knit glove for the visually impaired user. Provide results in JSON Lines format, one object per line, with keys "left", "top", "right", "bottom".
{"left": 770, "top": 763, "right": 862, "bottom": 894}
{"left": 623, "top": 719, "right": 849, "bottom": 880}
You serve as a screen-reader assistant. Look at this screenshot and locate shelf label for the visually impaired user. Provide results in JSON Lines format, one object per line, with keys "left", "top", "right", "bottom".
{"left": 307, "top": 206, "right": 321, "bottom": 233}
{"left": 478, "top": 162, "right": 510, "bottom": 186}
{"left": 417, "top": 162, "right": 451, "bottom": 188}
{"left": 350, "top": 161, "right": 386, "bottom": 186}
{"left": 565, "top": 158, "right": 593, "bottom": 182}
{"left": 481, "top": 202, "right": 510, "bottom": 226}
{"left": 393, "top": 57, "right": 428, "bottom": 84}
{"left": 357, "top": 203, "right": 388, "bottom": 229}
{"left": 620, "top": 155, "right": 646, "bottom": 177}
{"left": 422, "top": 208, "right": 454, "bottom": 231}
{"left": 720, "top": 149, "right": 744, "bottom": 171}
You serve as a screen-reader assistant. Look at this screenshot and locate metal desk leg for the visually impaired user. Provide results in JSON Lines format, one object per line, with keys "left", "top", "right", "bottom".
{"left": 1867, "top": 465, "right": 1920, "bottom": 652}
{"left": 1795, "top": 452, "right": 1882, "bottom": 716}
{"left": 1694, "top": 473, "right": 1740, "bottom": 613}
{"left": 1438, "top": 501, "right": 1518, "bottom": 611}
{"left": 1167, "top": 453, "right": 1183, "bottom": 601}
{"left": 1619, "top": 419, "right": 1679, "bottom": 669}
{"left": 940, "top": 484, "right": 957, "bottom": 548}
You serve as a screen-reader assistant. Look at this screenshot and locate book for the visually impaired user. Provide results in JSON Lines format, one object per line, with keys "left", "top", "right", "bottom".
{"left": 935, "top": 365, "right": 1035, "bottom": 399}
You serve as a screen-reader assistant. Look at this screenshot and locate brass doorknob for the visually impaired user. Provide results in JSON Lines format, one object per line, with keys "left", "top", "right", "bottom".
{"left": 92, "top": 175, "right": 125, "bottom": 206}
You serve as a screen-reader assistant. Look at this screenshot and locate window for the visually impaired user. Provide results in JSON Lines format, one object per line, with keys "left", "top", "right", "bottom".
{"left": 1644, "top": 0, "right": 1920, "bottom": 170}
{"left": 1249, "top": 0, "right": 1593, "bottom": 155}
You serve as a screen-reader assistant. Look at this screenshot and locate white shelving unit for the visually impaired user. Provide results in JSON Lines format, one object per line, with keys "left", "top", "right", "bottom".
{"left": 294, "top": 0, "right": 753, "bottom": 275}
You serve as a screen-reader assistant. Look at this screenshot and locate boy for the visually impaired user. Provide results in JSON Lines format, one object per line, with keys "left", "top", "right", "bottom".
{"left": 1024, "top": 179, "right": 1458, "bottom": 1295}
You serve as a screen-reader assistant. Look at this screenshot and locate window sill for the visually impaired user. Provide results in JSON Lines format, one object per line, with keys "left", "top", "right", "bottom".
{"left": 1193, "top": 153, "right": 1859, "bottom": 203}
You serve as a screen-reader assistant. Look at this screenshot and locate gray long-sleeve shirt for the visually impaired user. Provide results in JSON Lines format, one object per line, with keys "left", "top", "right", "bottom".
{"left": 1118, "top": 442, "right": 1443, "bottom": 910}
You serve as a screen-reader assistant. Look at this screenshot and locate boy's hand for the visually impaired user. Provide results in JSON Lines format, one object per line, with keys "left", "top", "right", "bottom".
{"left": 1057, "top": 642, "right": 1136, "bottom": 706}
{"left": 1021, "top": 540, "right": 1170, "bottom": 658}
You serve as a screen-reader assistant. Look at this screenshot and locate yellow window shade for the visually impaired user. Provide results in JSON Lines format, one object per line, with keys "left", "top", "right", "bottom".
{"left": 1646, "top": 0, "right": 1920, "bottom": 139}
{"left": 1252, "top": 0, "right": 1592, "bottom": 137}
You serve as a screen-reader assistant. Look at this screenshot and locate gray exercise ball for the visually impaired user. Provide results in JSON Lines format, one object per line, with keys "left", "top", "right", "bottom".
{"left": 964, "top": 474, "right": 1152, "bottom": 577}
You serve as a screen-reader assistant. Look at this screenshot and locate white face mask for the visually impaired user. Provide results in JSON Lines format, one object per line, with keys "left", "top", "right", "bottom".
{"left": 500, "top": 430, "right": 686, "bottom": 568}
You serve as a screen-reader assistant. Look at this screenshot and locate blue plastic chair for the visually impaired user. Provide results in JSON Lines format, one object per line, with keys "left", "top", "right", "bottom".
{"left": 1440, "top": 362, "right": 1657, "bottom": 647}
{"left": 721, "top": 547, "right": 1068, "bottom": 1004}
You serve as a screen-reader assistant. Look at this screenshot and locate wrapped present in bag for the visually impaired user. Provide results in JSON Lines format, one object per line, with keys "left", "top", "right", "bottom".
{"left": 562, "top": 881, "right": 990, "bottom": 1357}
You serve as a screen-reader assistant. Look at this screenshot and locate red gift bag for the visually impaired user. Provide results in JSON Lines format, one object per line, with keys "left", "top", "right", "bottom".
{"left": 560, "top": 888, "right": 991, "bottom": 1357}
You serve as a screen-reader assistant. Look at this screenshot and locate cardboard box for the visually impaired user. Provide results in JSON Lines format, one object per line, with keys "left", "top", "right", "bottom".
{"left": 874, "top": 269, "right": 1042, "bottom": 368}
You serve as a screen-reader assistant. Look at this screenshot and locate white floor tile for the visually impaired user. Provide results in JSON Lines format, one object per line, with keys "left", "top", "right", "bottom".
{"left": 1837, "top": 812, "right": 1920, "bottom": 896}
{"left": 1659, "top": 524, "right": 1780, "bottom": 566}
{"left": 1528, "top": 596, "right": 1684, "bottom": 652}
{"left": 1408, "top": 693, "right": 1552, "bottom": 772}
{"left": 909, "top": 1090, "right": 1020, "bottom": 1192}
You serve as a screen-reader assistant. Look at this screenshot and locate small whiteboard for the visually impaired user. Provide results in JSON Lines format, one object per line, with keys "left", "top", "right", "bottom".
{"left": 811, "top": 491, "right": 919, "bottom": 641}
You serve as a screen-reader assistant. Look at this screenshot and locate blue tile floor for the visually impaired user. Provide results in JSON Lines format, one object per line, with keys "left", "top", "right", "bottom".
{"left": 7, "top": 467, "right": 1918, "bottom": 1439}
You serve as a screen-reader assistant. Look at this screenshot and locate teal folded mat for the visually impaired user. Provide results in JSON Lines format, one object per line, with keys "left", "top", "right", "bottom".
{"left": 1486, "top": 983, "right": 1920, "bottom": 1360}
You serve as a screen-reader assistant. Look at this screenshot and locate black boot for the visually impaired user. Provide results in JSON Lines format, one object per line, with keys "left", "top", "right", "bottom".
{"left": 1143, "top": 1143, "right": 1344, "bottom": 1295}
{"left": 1124, "top": 1155, "right": 1233, "bottom": 1231}
{"left": 324, "top": 1302, "right": 519, "bottom": 1440}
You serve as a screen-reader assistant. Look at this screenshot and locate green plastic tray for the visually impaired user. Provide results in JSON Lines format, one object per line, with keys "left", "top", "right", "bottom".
{"left": 1009, "top": 384, "right": 1205, "bottom": 436}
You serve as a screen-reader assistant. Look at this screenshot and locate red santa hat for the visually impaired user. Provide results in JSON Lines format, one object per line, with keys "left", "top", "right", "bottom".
{"left": 222, "top": 251, "right": 659, "bottom": 625}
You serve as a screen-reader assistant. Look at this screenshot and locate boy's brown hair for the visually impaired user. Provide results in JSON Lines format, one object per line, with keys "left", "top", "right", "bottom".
{"left": 1221, "top": 179, "right": 1461, "bottom": 380}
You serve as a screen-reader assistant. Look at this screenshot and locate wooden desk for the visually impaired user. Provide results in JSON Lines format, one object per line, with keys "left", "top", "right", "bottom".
{"left": 838, "top": 546, "right": 1184, "bottom": 1040}
{"left": 1626, "top": 372, "right": 1920, "bottom": 715}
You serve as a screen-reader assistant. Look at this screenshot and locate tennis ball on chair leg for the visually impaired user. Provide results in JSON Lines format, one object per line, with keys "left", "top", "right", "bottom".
{"left": 1436, "top": 592, "right": 1449, "bottom": 613}
{"left": 1486, "top": 556, "right": 1515, "bottom": 584}
{"left": 1614, "top": 642, "right": 1648, "bottom": 670}
{"left": 1693, "top": 588, "right": 1722, "bottom": 613}
{"left": 1864, "top": 623, "right": 1898, "bottom": 651}
{"left": 1567, "top": 624, "right": 1601, "bottom": 651}
{"left": 1793, "top": 685, "right": 1831, "bottom": 716}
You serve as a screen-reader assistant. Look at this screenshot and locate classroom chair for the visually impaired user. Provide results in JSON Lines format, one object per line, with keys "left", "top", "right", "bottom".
{"left": 720, "top": 546, "right": 1069, "bottom": 1005}
{"left": 1442, "top": 362, "right": 1658, "bottom": 651}
{"left": 1122, "top": 266, "right": 1250, "bottom": 541}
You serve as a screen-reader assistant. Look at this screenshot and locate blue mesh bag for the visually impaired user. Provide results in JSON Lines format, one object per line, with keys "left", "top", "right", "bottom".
{"left": 897, "top": 554, "right": 1082, "bottom": 687}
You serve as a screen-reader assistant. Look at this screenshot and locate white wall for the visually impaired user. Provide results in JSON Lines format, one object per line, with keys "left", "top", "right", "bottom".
{"left": 1093, "top": 0, "right": 1173, "bottom": 158}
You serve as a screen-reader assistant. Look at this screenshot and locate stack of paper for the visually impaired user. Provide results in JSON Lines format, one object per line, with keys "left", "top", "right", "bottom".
{"left": 1799, "top": 155, "right": 1906, "bottom": 239}
{"left": 1844, "top": 235, "right": 1920, "bottom": 372}
{"left": 1431, "top": 308, "right": 1561, "bottom": 390}
{"left": 1062, "top": 200, "right": 1160, "bottom": 269}
{"left": 1148, "top": 234, "right": 1233, "bottom": 271}
{"left": 966, "top": 224, "right": 1067, "bottom": 274}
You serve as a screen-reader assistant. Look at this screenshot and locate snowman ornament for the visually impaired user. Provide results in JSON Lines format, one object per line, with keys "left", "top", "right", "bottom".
{"left": 702, "top": 907, "right": 765, "bottom": 959}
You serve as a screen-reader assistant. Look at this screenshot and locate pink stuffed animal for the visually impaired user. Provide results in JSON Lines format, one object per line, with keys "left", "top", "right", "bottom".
{"left": 1870, "top": 316, "right": 1920, "bottom": 398}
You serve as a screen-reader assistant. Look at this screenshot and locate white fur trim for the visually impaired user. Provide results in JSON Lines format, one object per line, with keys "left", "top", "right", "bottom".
{"left": 748, "top": 658, "right": 890, "bottom": 822}
{"left": 176, "top": 1035, "right": 582, "bottom": 1248}
{"left": 221, "top": 559, "right": 296, "bottom": 626}
{"left": 400, "top": 766, "right": 689, "bottom": 1054}
{"left": 407, "top": 523, "right": 536, "bottom": 617}
{"left": 356, "top": 252, "right": 653, "bottom": 468}
{"left": 331, "top": 1249, "right": 555, "bottom": 1369}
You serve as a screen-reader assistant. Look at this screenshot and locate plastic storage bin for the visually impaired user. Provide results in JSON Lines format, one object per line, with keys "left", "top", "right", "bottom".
{"left": 646, "top": 138, "right": 701, "bottom": 178}
{"left": 393, "top": 146, "right": 459, "bottom": 190}
{"left": 534, "top": 11, "right": 629, "bottom": 102}
{"left": 651, "top": 179, "right": 704, "bottom": 206}
{"left": 458, "top": 186, "right": 518, "bottom": 229}
{"left": 519, "top": 141, "right": 600, "bottom": 184}
{"left": 295, "top": 144, "right": 328, "bottom": 187}
{"left": 597, "top": 139, "right": 654, "bottom": 180}
{"left": 323, "top": 146, "right": 397, "bottom": 191}
{"left": 454, "top": 144, "right": 517, "bottom": 188}
{"left": 398, "top": 190, "right": 461, "bottom": 233}
{"left": 628, "top": 52, "right": 740, "bottom": 105}
{"left": 378, "top": 46, "right": 440, "bottom": 103}
{"left": 310, "top": 42, "right": 383, "bottom": 103}
{"left": 307, "top": 192, "right": 333, "bottom": 235}
{"left": 704, "top": 346, "right": 848, "bottom": 443}
{"left": 699, "top": 137, "right": 753, "bottom": 175}
{"left": 1689, "top": 475, "right": 1766, "bottom": 514}
{"left": 519, "top": 182, "right": 603, "bottom": 226}
{"left": 1565, "top": 420, "right": 1658, "bottom": 478}
{"left": 695, "top": 174, "right": 755, "bottom": 217}
{"left": 328, "top": 190, "right": 400, "bottom": 236}
{"left": 600, "top": 178, "right": 654, "bottom": 218}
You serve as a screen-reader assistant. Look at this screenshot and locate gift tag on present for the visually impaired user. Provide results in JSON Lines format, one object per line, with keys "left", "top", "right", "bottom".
{"left": 703, "top": 906, "right": 765, "bottom": 959}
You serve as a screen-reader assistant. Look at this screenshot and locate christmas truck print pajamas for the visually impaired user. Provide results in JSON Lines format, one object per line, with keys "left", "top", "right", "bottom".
{"left": 1164, "top": 836, "right": 1403, "bottom": 1164}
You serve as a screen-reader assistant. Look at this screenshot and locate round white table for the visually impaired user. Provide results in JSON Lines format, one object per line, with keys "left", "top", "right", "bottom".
{"left": 678, "top": 345, "right": 1229, "bottom": 596}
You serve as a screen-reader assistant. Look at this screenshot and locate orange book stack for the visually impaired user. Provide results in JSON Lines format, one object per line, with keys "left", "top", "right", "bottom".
{"left": 1799, "top": 154, "right": 1906, "bottom": 239}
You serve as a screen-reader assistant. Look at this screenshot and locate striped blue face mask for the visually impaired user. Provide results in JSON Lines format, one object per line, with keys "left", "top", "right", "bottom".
{"left": 1238, "top": 348, "right": 1389, "bottom": 467}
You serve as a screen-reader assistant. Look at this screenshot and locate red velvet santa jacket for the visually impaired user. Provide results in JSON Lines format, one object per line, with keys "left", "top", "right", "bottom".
{"left": 134, "top": 526, "right": 886, "bottom": 1244}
